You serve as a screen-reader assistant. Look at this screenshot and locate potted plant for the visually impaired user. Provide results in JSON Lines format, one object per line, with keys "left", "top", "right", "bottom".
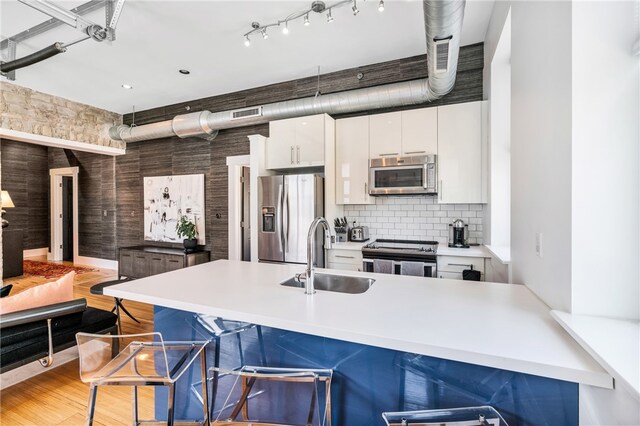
{"left": 176, "top": 215, "right": 198, "bottom": 251}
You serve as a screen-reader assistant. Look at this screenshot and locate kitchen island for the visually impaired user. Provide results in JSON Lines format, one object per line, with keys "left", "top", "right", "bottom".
{"left": 106, "top": 260, "right": 611, "bottom": 425}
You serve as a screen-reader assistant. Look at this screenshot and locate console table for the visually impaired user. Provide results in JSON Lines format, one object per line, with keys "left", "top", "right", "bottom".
{"left": 118, "top": 246, "right": 210, "bottom": 279}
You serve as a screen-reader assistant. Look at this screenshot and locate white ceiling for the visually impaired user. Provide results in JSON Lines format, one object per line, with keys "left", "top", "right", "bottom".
{"left": 0, "top": 0, "right": 494, "bottom": 114}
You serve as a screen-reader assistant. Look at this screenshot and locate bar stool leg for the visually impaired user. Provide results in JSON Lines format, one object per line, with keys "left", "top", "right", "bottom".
{"left": 200, "top": 351, "right": 210, "bottom": 426}
{"left": 167, "top": 383, "right": 176, "bottom": 426}
{"left": 85, "top": 384, "right": 98, "bottom": 426}
{"left": 132, "top": 386, "right": 139, "bottom": 425}
{"left": 209, "top": 336, "right": 221, "bottom": 419}
{"left": 256, "top": 326, "right": 267, "bottom": 365}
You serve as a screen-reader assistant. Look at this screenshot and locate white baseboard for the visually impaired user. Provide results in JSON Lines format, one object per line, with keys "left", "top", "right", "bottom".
{"left": 0, "top": 346, "right": 79, "bottom": 390}
{"left": 74, "top": 256, "right": 118, "bottom": 270}
{"left": 23, "top": 247, "right": 48, "bottom": 258}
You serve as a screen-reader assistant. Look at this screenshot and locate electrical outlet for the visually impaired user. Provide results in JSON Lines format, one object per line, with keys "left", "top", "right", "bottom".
{"left": 536, "top": 232, "right": 543, "bottom": 258}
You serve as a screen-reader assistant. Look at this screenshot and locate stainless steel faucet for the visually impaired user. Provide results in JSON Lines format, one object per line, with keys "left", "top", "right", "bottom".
{"left": 304, "top": 217, "right": 332, "bottom": 295}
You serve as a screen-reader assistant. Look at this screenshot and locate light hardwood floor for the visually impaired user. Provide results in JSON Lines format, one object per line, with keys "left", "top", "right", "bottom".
{"left": 1, "top": 257, "right": 160, "bottom": 425}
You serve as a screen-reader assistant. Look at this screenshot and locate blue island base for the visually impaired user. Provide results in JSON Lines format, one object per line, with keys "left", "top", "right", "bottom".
{"left": 154, "top": 306, "right": 577, "bottom": 425}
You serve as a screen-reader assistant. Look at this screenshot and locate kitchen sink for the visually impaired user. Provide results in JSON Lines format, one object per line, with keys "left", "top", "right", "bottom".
{"left": 280, "top": 273, "right": 375, "bottom": 294}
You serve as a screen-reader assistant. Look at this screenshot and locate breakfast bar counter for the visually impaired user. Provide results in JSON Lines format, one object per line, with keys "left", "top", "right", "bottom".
{"left": 106, "top": 259, "right": 611, "bottom": 424}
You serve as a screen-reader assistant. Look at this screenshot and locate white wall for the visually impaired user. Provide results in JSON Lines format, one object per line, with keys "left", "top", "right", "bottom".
{"left": 570, "top": 0, "right": 640, "bottom": 320}
{"left": 487, "top": 9, "right": 511, "bottom": 249}
{"left": 510, "top": 0, "right": 574, "bottom": 311}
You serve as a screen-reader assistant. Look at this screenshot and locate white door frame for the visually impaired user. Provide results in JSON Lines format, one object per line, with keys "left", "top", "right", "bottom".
{"left": 49, "top": 167, "right": 79, "bottom": 263}
{"left": 227, "top": 155, "right": 251, "bottom": 261}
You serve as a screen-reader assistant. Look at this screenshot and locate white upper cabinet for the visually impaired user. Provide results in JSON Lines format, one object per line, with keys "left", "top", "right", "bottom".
{"left": 267, "top": 114, "right": 326, "bottom": 169}
{"left": 401, "top": 108, "right": 438, "bottom": 156}
{"left": 369, "top": 112, "right": 402, "bottom": 158}
{"left": 369, "top": 108, "right": 438, "bottom": 159}
{"left": 335, "top": 116, "right": 374, "bottom": 205}
{"left": 437, "top": 101, "right": 486, "bottom": 204}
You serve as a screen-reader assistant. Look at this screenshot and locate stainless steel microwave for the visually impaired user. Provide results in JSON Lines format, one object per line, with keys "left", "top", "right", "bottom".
{"left": 369, "top": 154, "right": 437, "bottom": 195}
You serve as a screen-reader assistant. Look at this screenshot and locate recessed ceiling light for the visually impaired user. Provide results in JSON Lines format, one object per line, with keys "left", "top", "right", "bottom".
{"left": 121, "top": 84, "right": 133, "bottom": 89}
{"left": 179, "top": 69, "right": 190, "bottom": 75}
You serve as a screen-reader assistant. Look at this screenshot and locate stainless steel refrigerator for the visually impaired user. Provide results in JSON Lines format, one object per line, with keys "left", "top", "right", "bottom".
{"left": 258, "top": 174, "right": 324, "bottom": 266}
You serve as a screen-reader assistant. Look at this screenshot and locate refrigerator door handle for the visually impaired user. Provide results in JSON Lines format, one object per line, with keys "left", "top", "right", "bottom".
{"left": 277, "top": 183, "right": 284, "bottom": 253}
{"left": 282, "top": 185, "right": 291, "bottom": 253}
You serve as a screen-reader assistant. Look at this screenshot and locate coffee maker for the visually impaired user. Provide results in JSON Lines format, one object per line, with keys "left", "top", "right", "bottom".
{"left": 448, "top": 219, "right": 469, "bottom": 248}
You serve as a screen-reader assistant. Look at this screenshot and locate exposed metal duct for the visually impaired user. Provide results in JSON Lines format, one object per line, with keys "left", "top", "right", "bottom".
{"left": 109, "top": 0, "right": 466, "bottom": 143}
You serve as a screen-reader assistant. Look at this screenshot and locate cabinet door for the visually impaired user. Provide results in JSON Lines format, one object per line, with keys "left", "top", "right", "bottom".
{"left": 369, "top": 112, "right": 402, "bottom": 159}
{"left": 437, "top": 102, "right": 483, "bottom": 204}
{"left": 296, "top": 115, "right": 325, "bottom": 167}
{"left": 165, "top": 256, "right": 184, "bottom": 271}
{"left": 149, "top": 255, "right": 166, "bottom": 276}
{"left": 438, "top": 271, "right": 463, "bottom": 280}
{"left": 402, "top": 108, "right": 438, "bottom": 156}
{"left": 335, "top": 116, "right": 373, "bottom": 205}
{"left": 119, "top": 250, "right": 135, "bottom": 278}
{"left": 133, "top": 253, "right": 150, "bottom": 278}
{"left": 267, "top": 119, "right": 296, "bottom": 169}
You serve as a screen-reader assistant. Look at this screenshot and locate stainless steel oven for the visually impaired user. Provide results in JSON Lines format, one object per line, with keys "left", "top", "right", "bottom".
{"left": 361, "top": 239, "right": 438, "bottom": 278}
{"left": 369, "top": 154, "right": 437, "bottom": 196}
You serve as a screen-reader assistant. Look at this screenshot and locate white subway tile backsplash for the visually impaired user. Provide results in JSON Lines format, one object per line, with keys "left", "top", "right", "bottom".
{"left": 343, "top": 196, "right": 484, "bottom": 244}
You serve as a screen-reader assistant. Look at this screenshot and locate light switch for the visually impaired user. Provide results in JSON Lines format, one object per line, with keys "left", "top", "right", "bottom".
{"left": 536, "top": 232, "right": 543, "bottom": 258}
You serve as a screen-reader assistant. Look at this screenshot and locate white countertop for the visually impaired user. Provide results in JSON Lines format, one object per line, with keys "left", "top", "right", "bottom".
{"left": 551, "top": 311, "right": 639, "bottom": 399}
{"left": 106, "top": 260, "right": 611, "bottom": 388}
{"left": 437, "top": 244, "right": 491, "bottom": 258}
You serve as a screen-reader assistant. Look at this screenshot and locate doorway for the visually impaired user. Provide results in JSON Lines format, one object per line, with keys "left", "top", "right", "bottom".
{"left": 62, "top": 176, "right": 74, "bottom": 261}
{"left": 49, "top": 167, "right": 79, "bottom": 262}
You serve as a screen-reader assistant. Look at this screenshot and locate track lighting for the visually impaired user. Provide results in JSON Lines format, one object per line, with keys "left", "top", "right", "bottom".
{"left": 241, "top": 0, "right": 387, "bottom": 47}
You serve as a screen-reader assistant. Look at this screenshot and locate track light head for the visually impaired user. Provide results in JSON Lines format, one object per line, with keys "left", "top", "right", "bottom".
{"left": 352, "top": 1, "right": 359, "bottom": 15}
{"left": 304, "top": 13, "right": 310, "bottom": 26}
{"left": 244, "top": 36, "right": 251, "bottom": 47}
{"left": 378, "top": 0, "right": 385, "bottom": 12}
{"left": 282, "top": 21, "right": 289, "bottom": 34}
{"left": 261, "top": 28, "right": 268, "bottom": 39}
{"left": 327, "top": 10, "right": 334, "bottom": 23}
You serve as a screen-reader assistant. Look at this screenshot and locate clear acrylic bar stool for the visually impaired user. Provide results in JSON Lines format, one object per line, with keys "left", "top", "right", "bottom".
{"left": 191, "top": 314, "right": 267, "bottom": 417}
{"left": 76, "top": 332, "right": 210, "bottom": 426}
{"left": 382, "top": 406, "right": 509, "bottom": 426}
{"left": 210, "top": 365, "right": 333, "bottom": 426}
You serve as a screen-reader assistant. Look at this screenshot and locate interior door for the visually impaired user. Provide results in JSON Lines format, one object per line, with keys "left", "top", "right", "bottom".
{"left": 62, "top": 176, "right": 73, "bottom": 261}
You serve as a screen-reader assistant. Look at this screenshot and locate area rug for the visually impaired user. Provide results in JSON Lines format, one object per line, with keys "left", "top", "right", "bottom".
{"left": 23, "top": 260, "right": 98, "bottom": 279}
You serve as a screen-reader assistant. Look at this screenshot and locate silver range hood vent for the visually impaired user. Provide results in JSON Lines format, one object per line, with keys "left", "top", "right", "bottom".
{"left": 108, "top": 0, "right": 466, "bottom": 144}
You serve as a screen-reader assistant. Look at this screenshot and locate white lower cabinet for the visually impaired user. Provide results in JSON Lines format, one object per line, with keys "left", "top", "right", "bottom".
{"left": 327, "top": 249, "right": 363, "bottom": 272}
{"left": 437, "top": 255, "right": 485, "bottom": 281}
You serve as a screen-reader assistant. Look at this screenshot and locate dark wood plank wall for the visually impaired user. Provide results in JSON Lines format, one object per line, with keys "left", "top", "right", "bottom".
{"left": 0, "top": 139, "right": 49, "bottom": 250}
{"left": 49, "top": 149, "right": 117, "bottom": 260}
{"left": 117, "top": 43, "right": 484, "bottom": 260}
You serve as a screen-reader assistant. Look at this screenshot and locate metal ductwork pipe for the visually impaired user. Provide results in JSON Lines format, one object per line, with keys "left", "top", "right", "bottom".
{"left": 109, "top": 0, "right": 465, "bottom": 143}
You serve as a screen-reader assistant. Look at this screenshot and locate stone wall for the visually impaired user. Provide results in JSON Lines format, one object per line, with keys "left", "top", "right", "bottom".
{"left": 0, "top": 82, "right": 124, "bottom": 150}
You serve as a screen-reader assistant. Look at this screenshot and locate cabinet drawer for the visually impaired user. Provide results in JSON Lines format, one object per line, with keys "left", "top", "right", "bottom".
{"left": 327, "top": 249, "right": 363, "bottom": 265}
{"left": 437, "top": 255, "right": 485, "bottom": 274}
{"left": 148, "top": 255, "right": 166, "bottom": 276}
